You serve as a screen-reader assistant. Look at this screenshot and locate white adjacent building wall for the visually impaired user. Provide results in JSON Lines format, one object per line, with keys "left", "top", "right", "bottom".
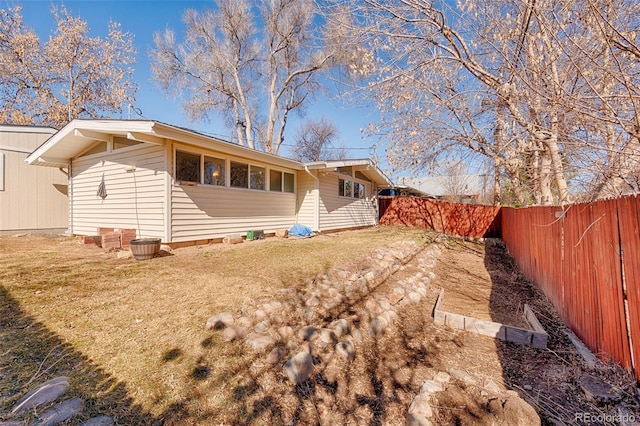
{"left": 0, "top": 126, "right": 67, "bottom": 235}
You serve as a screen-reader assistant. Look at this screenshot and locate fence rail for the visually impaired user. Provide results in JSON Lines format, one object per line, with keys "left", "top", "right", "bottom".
{"left": 379, "top": 195, "right": 639, "bottom": 380}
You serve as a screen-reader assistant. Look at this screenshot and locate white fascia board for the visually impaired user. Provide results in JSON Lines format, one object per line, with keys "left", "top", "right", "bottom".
{"left": 0, "top": 125, "right": 57, "bottom": 134}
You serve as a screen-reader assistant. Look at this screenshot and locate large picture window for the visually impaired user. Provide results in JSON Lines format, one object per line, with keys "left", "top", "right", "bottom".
{"left": 176, "top": 150, "right": 200, "bottom": 183}
{"left": 174, "top": 149, "right": 293, "bottom": 194}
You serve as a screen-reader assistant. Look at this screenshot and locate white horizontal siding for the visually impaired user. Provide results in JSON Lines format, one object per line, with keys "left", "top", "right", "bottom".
{"left": 70, "top": 144, "right": 166, "bottom": 239}
{"left": 318, "top": 173, "right": 377, "bottom": 231}
{"left": 295, "top": 171, "right": 317, "bottom": 230}
{"left": 171, "top": 184, "right": 297, "bottom": 242}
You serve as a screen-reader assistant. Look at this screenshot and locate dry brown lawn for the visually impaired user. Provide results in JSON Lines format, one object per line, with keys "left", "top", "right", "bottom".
{"left": 0, "top": 227, "right": 426, "bottom": 424}
{"left": 1, "top": 227, "right": 638, "bottom": 425}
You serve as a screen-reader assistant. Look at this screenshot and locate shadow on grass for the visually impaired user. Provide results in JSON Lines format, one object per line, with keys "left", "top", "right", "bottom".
{"left": 0, "top": 285, "right": 158, "bottom": 425}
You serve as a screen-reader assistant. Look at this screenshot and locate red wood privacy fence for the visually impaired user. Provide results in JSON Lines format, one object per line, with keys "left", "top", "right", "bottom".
{"left": 502, "top": 197, "right": 640, "bottom": 381}
{"left": 379, "top": 196, "right": 502, "bottom": 238}
{"left": 379, "top": 195, "right": 639, "bottom": 380}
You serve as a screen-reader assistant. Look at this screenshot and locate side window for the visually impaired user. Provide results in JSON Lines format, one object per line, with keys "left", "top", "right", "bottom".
{"left": 339, "top": 179, "right": 345, "bottom": 197}
{"left": 283, "top": 172, "right": 294, "bottom": 193}
{"left": 270, "top": 169, "right": 282, "bottom": 192}
{"left": 176, "top": 150, "right": 200, "bottom": 183}
{"left": 204, "top": 156, "right": 225, "bottom": 186}
{"left": 230, "top": 161, "right": 249, "bottom": 188}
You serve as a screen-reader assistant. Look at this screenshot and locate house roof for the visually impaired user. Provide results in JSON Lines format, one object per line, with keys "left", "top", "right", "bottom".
{"left": 25, "top": 119, "right": 392, "bottom": 187}
{"left": 398, "top": 175, "right": 483, "bottom": 197}
{"left": 303, "top": 159, "right": 392, "bottom": 188}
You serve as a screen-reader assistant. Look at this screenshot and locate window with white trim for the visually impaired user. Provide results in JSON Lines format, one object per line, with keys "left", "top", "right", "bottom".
{"left": 339, "top": 178, "right": 365, "bottom": 199}
{"left": 270, "top": 170, "right": 295, "bottom": 193}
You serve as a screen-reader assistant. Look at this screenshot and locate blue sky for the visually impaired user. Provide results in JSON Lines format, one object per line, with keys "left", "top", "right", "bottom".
{"left": 15, "top": 0, "right": 385, "bottom": 167}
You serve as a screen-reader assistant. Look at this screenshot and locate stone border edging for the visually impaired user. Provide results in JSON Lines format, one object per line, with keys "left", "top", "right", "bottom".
{"left": 433, "top": 288, "right": 548, "bottom": 348}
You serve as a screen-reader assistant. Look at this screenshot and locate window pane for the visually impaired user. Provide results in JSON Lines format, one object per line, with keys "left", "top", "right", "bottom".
{"left": 283, "top": 172, "right": 294, "bottom": 193}
{"left": 353, "top": 182, "right": 360, "bottom": 199}
{"left": 176, "top": 150, "right": 200, "bottom": 183}
{"left": 113, "top": 136, "right": 142, "bottom": 150}
{"left": 339, "top": 179, "right": 345, "bottom": 196}
{"left": 270, "top": 170, "right": 282, "bottom": 192}
{"left": 345, "top": 180, "right": 352, "bottom": 197}
{"left": 359, "top": 183, "right": 366, "bottom": 198}
{"left": 204, "top": 156, "right": 225, "bottom": 186}
{"left": 250, "top": 166, "right": 265, "bottom": 190}
{"left": 230, "top": 161, "right": 249, "bottom": 188}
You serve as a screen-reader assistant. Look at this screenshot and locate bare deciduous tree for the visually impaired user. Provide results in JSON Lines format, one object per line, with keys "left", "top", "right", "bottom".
{"left": 0, "top": 5, "right": 137, "bottom": 129}
{"left": 339, "top": 0, "right": 640, "bottom": 205}
{"left": 290, "top": 117, "right": 347, "bottom": 161}
{"left": 150, "top": 0, "right": 346, "bottom": 154}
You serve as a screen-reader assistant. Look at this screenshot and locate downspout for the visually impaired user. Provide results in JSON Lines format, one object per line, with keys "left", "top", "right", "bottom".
{"left": 304, "top": 166, "right": 320, "bottom": 233}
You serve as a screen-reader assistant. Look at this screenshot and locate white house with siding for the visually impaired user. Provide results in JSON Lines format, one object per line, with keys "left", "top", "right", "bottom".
{"left": 25, "top": 119, "right": 391, "bottom": 244}
{"left": 1, "top": 125, "right": 68, "bottom": 235}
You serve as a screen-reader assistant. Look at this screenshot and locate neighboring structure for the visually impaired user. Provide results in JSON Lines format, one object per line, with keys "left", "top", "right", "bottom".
{"left": 1, "top": 125, "right": 68, "bottom": 235}
{"left": 25, "top": 120, "right": 390, "bottom": 244}
{"left": 397, "top": 175, "right": 486, "bottom": 204}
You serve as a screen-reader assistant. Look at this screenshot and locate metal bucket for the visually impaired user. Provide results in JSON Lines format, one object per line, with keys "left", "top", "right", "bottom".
{"left": 130, "top": 238, "right": 161, "bottom": 261}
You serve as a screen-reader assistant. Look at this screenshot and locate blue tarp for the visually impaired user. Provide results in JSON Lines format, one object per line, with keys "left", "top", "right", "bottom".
{"left": 289, "top": 224, "right": 314, "bottom": 237}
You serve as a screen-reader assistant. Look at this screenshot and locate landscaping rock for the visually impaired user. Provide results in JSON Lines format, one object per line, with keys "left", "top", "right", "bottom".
{"left": 284, "top": 352, "right": 314, "bottom": 384}
{"left": 369, "top": 316, "right": 387, "bottom": 338}
{"left": 449, "top": 369, "right": 477, "bottom": 385}
{"left": 222, "top": 326, "right": 247, "bottom": 341}
{"left": 244, "top": 333, "right": 276, "bottom": 353}
{"left": 31, "top": 397, "right": 84, "bottom": 426}
{"left": 117, "top": 250, "right": 132, "bottom": 259}
{"left": 205, "top": 312, "right": 234, "bottom": 330}
{"left": 486, "top": 393, "right": 541, "bottom": 425}
{"left": 335, "top": 340, "right": 355, "bottom": 361}
{"left": 406, "top": 413, "right": 433, "bottom": 426}
{"left": 330, "top": 318, "right": 350, "bottom": 337}
{"left": 222, "top": 234, "right": 243, "bottom": 244}
{"left": 579, "top": 374, "right": 621, "bottom": 405}
{"left": 278, "top": 326, "right": 294, "bottom": 339}
{"left": 254, "top": 321, "right": 269, "bottom": 333}
{"left": 10, "top": 376, "right": 69, "bottom": 415}
{"left": 298, "top": 325, "right": 317, "bottom": 341}
{"left": 318, "top": 328, "right": 337, "bottom": 345}
{"left": 266, "top": 347, "right": 287, "bottom": 365}
{"left": 433, "top": 372, "right": 451, "bottom": 384}
{"left": 408, "top": 393, "right": 433, "bottom": 418}
{"left": 420, "top": 380, "right": 444, "bottom": 395}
